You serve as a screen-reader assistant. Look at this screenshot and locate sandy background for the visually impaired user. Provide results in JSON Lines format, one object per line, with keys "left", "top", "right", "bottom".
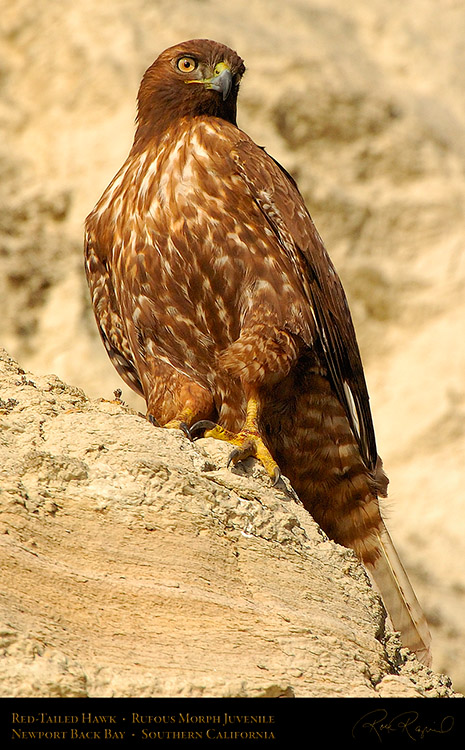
{"left": 1, "top": 0, "right": 464, "bottom": 691}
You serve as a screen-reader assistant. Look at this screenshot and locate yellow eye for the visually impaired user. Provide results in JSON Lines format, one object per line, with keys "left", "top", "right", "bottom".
{"left": 177, "top": 57, "right": 197, "bottom": 73}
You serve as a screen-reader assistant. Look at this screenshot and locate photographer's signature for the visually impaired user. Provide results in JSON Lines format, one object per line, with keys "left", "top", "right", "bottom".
{"left": 352, "top": 709, "right": 454, "bottom": 742}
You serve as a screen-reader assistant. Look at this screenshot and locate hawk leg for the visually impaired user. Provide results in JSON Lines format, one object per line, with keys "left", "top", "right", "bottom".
{"left": 143, "top": 366, "right": 216, "bottom": 436}
{"left": 192, "top": 397, "right": 281, "bottom": 485}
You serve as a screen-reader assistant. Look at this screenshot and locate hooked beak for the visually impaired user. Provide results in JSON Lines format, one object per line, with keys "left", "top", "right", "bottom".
{"left": 206, "top": 65, "right": 233, "bottom": 100}
{"left": 186, "top": 62, "right": 233, "bottom": 101}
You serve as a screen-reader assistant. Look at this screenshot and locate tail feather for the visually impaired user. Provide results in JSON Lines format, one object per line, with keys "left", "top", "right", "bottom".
{"left": 366, "top": 521, "right": 432, "bottom": 667}
{"left": 259, "top": 360, "right": 432, "bottom": 666}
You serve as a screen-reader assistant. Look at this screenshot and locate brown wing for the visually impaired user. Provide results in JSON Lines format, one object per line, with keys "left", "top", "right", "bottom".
{"left": 231, "top": 139, "right": 378, "bottom": 470}
{"left": 84, "top": 229, "right": 144, "bottom": 397}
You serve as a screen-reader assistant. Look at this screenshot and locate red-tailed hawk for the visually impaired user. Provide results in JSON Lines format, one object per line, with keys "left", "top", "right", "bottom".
{"left": 85, "top": 39, "right": 432, "bottom": 665}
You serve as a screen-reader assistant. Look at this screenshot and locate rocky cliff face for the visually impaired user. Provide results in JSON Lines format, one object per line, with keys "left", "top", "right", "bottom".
{"left": 0, "top": 349, "right": 457, "bottom": 697}
{"left": 1, "top": 0, "right": 464, "bottom": 692}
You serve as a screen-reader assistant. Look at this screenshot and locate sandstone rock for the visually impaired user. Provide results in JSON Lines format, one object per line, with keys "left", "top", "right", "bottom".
{"left": 0, "top": 350, "right": 458, "bottom": 697}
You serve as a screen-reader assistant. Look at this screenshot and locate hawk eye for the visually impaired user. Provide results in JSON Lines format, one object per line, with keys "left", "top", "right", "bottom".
{"left": 177, "top": 57, "right": 197, "bottom": 73}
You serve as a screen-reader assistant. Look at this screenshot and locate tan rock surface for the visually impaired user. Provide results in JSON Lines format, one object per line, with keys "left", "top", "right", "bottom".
{"left": 1, "top": 0, "right": 464, "bottom": 692}
{"left": 0, "top": 349, "right": 457, "bottom": 697}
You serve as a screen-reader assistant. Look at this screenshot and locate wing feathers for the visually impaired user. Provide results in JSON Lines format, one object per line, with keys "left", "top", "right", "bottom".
{"left": 231, "top": 140, "right": 377, "bottom": 467}
{"left": 84, "top": 231, "right": 144, "bottom": 397}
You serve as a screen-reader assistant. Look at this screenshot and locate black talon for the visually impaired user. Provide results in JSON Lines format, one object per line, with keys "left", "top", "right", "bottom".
{"left": 227, "top": 447, "right": 241, "bottom": 468}
{"left": 227, "top": 440, "right": 255, "bottom": 470}
{"left": 179, "top": 422, "right": 193, "bottom": 441}
{"left": 271, "top": 466, "right": 282, "bottom": 487}
{"left": 190, "top": 419, "right": 218, "bottom": 440}
{"left": 148, "top": 414, "right": 160, "bottom": 427}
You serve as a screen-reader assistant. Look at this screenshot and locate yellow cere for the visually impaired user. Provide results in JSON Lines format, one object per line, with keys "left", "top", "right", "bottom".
{"left": 213, "top": 62, "right": 230, "bottom": 76}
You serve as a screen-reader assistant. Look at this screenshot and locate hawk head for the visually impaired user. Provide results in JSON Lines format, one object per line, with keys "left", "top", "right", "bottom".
{"left": 134, "top": 39, "right": 246, "bottom": 147}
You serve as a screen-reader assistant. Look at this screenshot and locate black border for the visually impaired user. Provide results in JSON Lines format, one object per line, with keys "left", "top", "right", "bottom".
{"left": 1, "top": 697, "right": 462, "bottom": 748}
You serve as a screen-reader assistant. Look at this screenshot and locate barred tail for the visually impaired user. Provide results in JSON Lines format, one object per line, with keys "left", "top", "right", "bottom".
{"left": 260, "top": 359, "right": 432, "bottom": 666}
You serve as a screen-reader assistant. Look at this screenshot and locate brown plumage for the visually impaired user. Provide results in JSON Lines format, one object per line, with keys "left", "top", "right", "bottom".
{"left": 84, "top": 39, "right": 432, "bottom": 665}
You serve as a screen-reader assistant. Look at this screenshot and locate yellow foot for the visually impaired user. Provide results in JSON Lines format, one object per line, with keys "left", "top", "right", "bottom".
{"left": 147, "top": 407, "right": 196, "bottom": 440}
{"left": 191, "top": 399, "right": 281, "bottom": 486}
